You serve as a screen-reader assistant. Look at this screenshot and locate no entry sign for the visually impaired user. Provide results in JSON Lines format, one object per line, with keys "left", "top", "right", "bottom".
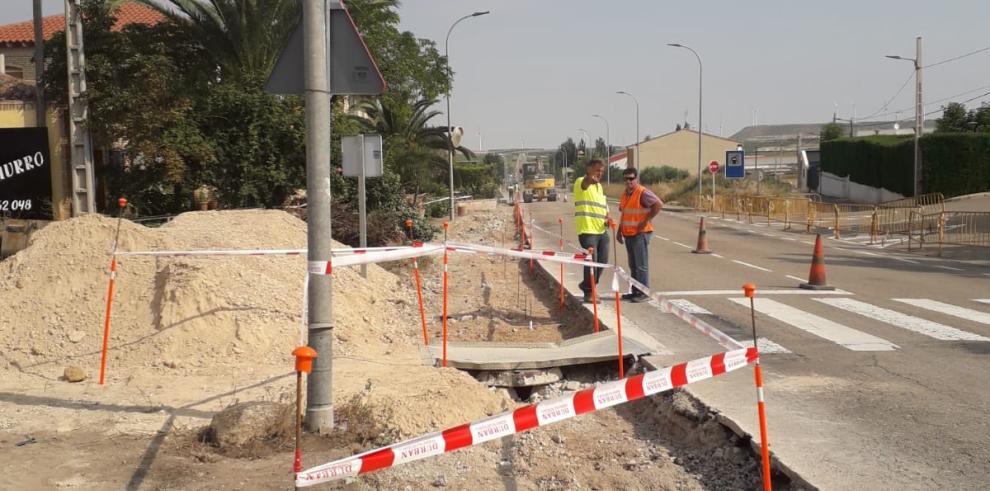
{"left": 709, "top": 161, "right": 719, "bottom": 174}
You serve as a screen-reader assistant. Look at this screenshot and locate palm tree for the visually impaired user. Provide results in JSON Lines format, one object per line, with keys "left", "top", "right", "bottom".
{"left": 136, "top": 0, "right": 300, "bottom": 81}
{"left": 350, "top": 97, "right": 473, "bottom": 199}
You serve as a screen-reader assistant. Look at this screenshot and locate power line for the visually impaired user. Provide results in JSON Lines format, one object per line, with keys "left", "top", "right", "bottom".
{"left": 859, "top": 71, "right": 915, "bottom": 120}
{"left": 854, "top": 89, "right": 990, "bottom": 128}
{"left": 857, "top": 82, "right": 990, "bottom": 123}
{"left": 925, "top": 45, "right": 990, "bottom": 69}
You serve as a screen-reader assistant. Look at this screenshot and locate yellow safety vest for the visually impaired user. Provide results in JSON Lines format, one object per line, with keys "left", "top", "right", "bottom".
{"left": 573, "top": 176, "right": 609, "bottom": 235}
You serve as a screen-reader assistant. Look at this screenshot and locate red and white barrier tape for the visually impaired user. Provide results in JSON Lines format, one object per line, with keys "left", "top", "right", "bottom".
{"left": 530, "top": 222, "right": 585, "bottom": 254}
{"left": 614, "top": 269, "right": 745, "bottom": 350}
{"left": 296, "top": 346, "right": 757, "bottom": 487}
{"left": 445, "top": 242, "right": 611, "bottom": 269}
{"left": 308, "top": 245, "right": 444, "bottom": 274}
{"left": 116, "top": 245, "right": 413, "bottom": 258}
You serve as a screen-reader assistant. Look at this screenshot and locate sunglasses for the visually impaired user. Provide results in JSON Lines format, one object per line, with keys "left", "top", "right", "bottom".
{"left": 624, "top": 176, "right": 636, "bottom": 181}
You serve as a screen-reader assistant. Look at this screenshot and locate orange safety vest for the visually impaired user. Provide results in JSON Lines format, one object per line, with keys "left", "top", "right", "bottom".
{"left": 619, "top": 185, "right": 654, "bottom": 237}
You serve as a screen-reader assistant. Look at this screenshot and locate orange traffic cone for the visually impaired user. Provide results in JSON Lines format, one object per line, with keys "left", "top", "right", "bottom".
{"left": 691, "top": 217, "right": 712, "bottom": 254}
{"left": 799, "top": 234, "right": 835, "bottom": 290}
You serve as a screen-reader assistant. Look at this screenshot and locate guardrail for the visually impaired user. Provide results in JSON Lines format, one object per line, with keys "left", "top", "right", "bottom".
{"left": 909, "top": 211, "right": 990, "bottom": 255}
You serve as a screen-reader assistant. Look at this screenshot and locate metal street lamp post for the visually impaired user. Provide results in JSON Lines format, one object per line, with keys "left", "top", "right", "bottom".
{"left": 616, "top": 90, "right": 640, "bottom": 172}
{"left": 668, "top": 43, "right": 703, "bottom": 202}
{"left": 445, "top": 10, "right": 490, "bottom": 220}
{"left": 886, "top": 36, "right": 923, "bottom": 197}
{"left": 592, "top": 114, "right": 611, "bottom": 185}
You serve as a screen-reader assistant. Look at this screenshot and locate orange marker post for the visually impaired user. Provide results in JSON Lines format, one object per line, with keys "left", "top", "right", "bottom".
{"left": 613, "top": 273, "right": 625, "bottom": 379}
{"left": 743, "top": 282, "right": 772, "bottom": 491}
{"left": 442, "top": 222, "right": 449, "bottom": 367}
{"left": 292, "top": 346, "right": 317, "bottom": 479}
{"left": 528, "top": 213, "right": 535, "bottom": 276}
{"left": 558, "top": 217, "right": 565, "bottom": 312}
{"left": 588, "top": 247, "right": 600, "bottom": 333}
{"left": 406, "top": 219, "right": 429, "bottom": 345}
{"left": 99, "top": 197, "right": 128, "bottom": 385}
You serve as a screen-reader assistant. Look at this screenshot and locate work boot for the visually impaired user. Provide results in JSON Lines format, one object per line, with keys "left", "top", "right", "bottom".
{"left": 621, "top": 293, "right": 637, "bottom": 301}
{"left": 582, "top": 292, "right": 599, "bottom": 304}
{"left": 630, "top": 293, "right": 650, "bottom": 303}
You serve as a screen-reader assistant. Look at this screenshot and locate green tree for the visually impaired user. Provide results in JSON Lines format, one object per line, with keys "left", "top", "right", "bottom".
{"left": 137, "top": 0, "right": 301, "bottom": 82}
{"left": 936, "top": 102, "right": 970, "bottom": 133}
{"left": 971, "top": 105, "right": 990, "bottom": 133}
{"left": 483, "top": 153, "right": 506, "bottom": 184}
{"left": 821, "top": 122, "right": 845, "bottom": 141}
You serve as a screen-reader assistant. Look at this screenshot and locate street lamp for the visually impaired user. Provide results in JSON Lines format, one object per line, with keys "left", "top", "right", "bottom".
{"left": 445, "top": 10, "right": 490, "bottom": 220}
{"left": 592, "top": 114, "right": 610, "bottom": 185}
{"left": 616, "top": 90, "right": 640, "bottom": 172}
{"left": 558, "top": 144, "right": 569, "bottom": 191}
{"left": 668, "top": 43, "right": 703, "bottom": 202}
{"left": 886, "top": 36, "right": 923, "bottom": 197}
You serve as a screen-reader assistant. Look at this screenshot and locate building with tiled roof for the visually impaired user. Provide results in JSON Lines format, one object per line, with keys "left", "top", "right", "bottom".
{"left": 0, "top": 2, "right": 164, "bottom": 82}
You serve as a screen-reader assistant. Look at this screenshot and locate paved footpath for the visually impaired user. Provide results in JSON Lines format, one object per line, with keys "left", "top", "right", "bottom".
{"left": 521, "top": 197, "right": 990, "bottom": 491}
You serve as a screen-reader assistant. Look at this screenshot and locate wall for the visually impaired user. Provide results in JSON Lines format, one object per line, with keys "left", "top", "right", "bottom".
{"left": 0, "top": 47, "right": 38, "bottom": 81}
{"left": 819, "top": 171, "right": 905, "bottom": 204}
{"left": 635, "top": 130, "right": 739, "bottom": 176}
{"left": 0, "top": 101, "right": 70, "bottom": 219}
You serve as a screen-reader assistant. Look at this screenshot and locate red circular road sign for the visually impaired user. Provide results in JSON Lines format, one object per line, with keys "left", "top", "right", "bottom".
{"left": 709, "top": 161, "right": 719, "bottom": 174}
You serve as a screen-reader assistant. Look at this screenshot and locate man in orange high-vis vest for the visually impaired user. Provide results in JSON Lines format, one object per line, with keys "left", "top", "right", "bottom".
{"left": 617, "top": 167, "right": 662, "bottom": 302}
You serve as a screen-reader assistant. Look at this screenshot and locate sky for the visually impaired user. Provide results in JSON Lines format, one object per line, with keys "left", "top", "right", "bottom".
{"left": 6, "top": 1, "right": 990, "bottom": 150}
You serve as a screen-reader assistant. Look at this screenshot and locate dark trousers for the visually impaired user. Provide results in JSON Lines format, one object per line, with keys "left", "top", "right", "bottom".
{"left": 578, "top": 232, "right": 609, "bottom": 294}
{"left": 623, "top": 232, "right": 651, "bottom": 295}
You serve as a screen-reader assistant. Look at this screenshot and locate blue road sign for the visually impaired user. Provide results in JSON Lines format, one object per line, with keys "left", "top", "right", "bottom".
{"left": 725, "top": 150, "right": 745, "bottom": 179}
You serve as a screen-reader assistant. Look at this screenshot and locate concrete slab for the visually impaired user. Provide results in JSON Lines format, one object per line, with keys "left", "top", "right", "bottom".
{"left": 423, "top": 331, "right": 650, "bottom": 370}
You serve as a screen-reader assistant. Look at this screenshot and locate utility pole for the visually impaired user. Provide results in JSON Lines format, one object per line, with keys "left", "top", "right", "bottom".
{"left": 303, "top": 0, "right": 334, "bottom": 433}
{"left": 65, "top": 0, "right": 95, "bottom": 214}
{"left": 914, "top": 36, "right": 923, "bottom": 197}
{"left": 32, "top": 0, "right": 45, "bottom": 127}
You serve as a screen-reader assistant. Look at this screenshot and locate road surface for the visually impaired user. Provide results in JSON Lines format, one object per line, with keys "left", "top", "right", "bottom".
{"left": 521, "top": 197, "right": 990, "bottom": 490}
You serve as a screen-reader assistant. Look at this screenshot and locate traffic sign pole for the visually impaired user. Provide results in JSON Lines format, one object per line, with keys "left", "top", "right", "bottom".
{"left": 709, "top": 160, "right": 719, "bottom": 212}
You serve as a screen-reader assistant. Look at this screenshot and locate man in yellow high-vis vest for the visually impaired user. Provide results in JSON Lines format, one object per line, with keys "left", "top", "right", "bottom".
{"left": 573, "top": 159, "right": 610, "bottom": 303}
{"left": 617, "top": 167, "right": 662, "bottom": 302}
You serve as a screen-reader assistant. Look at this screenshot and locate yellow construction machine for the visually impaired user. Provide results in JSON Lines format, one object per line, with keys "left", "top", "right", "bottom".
{"left": 520, "top": 161, "right": 557, "bottom": 203}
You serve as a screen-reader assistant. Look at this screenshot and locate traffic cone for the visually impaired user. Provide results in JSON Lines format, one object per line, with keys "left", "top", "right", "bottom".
{"left": 691, "top": 217, "right": 712, "bottom": 254}
{"left": 799, "top": 234, "right": 835, "bottom": 290}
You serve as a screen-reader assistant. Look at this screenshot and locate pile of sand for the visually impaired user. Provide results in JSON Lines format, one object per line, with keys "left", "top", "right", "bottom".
{"left": 0, "top": 210, "right": 508, "bottom": 438}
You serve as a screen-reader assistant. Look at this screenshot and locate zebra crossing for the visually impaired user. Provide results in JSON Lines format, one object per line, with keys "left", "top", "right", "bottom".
{"left": 664, "top": 296, "right": 990, "bottom": 354}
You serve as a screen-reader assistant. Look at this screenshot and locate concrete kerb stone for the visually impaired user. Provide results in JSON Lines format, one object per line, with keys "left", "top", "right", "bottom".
{"left": 527, "top": 220, "right": 817, "bottom": 490}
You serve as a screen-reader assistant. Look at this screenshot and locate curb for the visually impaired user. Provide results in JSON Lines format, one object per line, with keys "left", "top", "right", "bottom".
{"left": 525, "top": 214, "right": 818, "bottom": 490}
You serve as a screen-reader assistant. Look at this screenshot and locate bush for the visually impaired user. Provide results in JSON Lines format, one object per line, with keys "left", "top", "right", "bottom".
{"left": 822, "top": 134, "right": 990, "bottom": 197}
{"left": 640, "top": 166, "right": 690, "bottom": 185}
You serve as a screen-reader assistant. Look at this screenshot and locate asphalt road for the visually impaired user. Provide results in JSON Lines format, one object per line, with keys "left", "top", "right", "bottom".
{"left": 521, "top": 197, "right": 990, "bottom": 490}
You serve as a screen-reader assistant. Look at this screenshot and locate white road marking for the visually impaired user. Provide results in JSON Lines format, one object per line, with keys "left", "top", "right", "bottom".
{"left": 668, "top": 299, "right": 712, "bottom": 314}
{"left": 657, "top": 236, "right": 670, "bottom": 241}
{"left": 815, "top": 298, "right": 990, "bottom": 342}
{"left": 729, "top": 298, "right": 898, "bottom": 351}
{"left": 783, "top": 237, "right": 799, "bottom": 241}
{"left": 975, "top": 299, "right": 990, "bottom": 305}
{"left": 658, "top": 289, "right": 851, "bottom": 296}
{"left": 731, "top": 260, "right": 773, "bottom": 272}
{"left": 892, "top": 257, "right": 919, "bottom": 264}
{"left": 711, "top": 253, "right": 724, "bottom": 258}
{"left": 742, "top": 337, "right": 792, "bottom": 354}
{"left": 672, "top": 241, "right": 692, "bottom": 249}
{"left": 935, "top": 265, "right": 964, "bottom": 272}
{"left": 801, "top": 241, "right": 815, "bottom": 245}
{"left": 850, "top": 249, "right": 880, "bottom": 257}
{"left": 785, "top": 274, "right": 806, "bottom": 282}
{"left": 892, "top": 299, "right": 990, "bottom": 325}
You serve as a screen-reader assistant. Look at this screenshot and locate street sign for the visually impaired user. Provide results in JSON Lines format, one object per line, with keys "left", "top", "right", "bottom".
{"left": 709, "top": 160, "right": 719, "bottom": 174}
{"left": 0, "top": 128, "right": 52, "bottom": 219}
{"left": 342, "top": 134, "right": 383, "bottom": 177}
{"left": 265, "top": 1, "right": 386, "bottom": 96}
{"left": 725, "top": 150, "right": 745, "bottom": 179}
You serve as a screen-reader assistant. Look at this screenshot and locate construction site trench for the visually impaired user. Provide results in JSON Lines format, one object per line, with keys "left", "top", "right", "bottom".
{"left": 0, "top": 203, "right": 798, "bottom": 489}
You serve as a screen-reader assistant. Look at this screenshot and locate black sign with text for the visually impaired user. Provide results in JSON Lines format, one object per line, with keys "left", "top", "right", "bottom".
{"left": 0, "top": 127, "right": 52, "bottom": 219}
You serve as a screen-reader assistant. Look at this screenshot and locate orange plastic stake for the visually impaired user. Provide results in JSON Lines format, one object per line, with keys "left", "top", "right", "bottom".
{"left": 588, "top": 247, "right": 600, "bottom": 333}
{"left": 98, "top": 197, "right": 128, "bottom": 385}
{"left": 442, "top": 221, "right": 449, "bottom": 368}
{"left": 743, "top": 283, "right": 772, "bottom": 491}
{"left": 405, "top": 218, "right": 414, "bottom": 242}
{"left": 528, "top": 213, "right": 535, "bottom": 276}
{"left": 98, "top": 257, "right": 117, "bottom": 385}
{"left": 613, "top": 273, "right": 624, "bottom": 378}
{"left": 292, "top": 346, "right": 318, "bottom": 476}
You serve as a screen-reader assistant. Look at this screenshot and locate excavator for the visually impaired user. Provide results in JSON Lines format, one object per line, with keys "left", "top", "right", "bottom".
{"left": 520, "top": 160, "right": 557, "bottom": 203}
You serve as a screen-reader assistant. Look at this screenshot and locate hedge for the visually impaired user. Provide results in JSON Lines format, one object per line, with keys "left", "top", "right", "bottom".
{"left": 821, "top": 134, "right": 990, "bottom": 197}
